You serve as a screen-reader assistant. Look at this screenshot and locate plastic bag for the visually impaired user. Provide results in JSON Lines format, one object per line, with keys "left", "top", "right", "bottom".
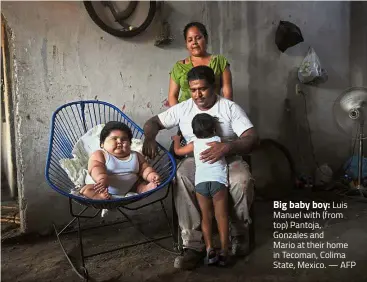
{"left": 298, "top": 47, "right": 328, "bottom": 85}
{"left": 275, "top": 21, "right": 304, "bottom": 53}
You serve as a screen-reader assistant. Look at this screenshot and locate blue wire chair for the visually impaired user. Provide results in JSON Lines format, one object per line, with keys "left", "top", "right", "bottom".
{"left": 45, "top": 100, "right": 178, "bottom": 281}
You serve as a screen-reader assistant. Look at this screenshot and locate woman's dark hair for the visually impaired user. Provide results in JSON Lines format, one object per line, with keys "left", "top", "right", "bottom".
{"left": 192, "top": 113, "right": 218, "bottom": 139}
{"left": 187, "top": 65, "right": 215, "bottom": 86}
{"left": 100, "top": 121, "right": 133, "bottom": 146}
{"left": 183, "top": 22, "right": 208, "bottom": 41}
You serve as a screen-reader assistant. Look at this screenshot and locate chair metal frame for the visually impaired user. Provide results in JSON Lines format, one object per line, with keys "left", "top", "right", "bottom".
{"left": 45, "top": 101, "right": 179, "bottom": 281}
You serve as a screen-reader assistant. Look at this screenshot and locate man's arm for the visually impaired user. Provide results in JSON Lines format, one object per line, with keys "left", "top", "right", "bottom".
{"left": 224, "top": 102, "right": 259, "bottom": 155}
{"left": 200, "top": 128, "right": 259, "bottom": 163}
{"left": 226, "top": 127, "right": 259, "bottom": 155}
{"left": 142, "top": 115, "right": 166, "bottom": 159}
{"left": 143, "top": 115, "right": 165, "bottom": 141}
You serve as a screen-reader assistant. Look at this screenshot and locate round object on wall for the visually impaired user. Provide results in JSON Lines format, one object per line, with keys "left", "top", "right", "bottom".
{"left": 84, "top": 1, "right": 157, "bottom": 38}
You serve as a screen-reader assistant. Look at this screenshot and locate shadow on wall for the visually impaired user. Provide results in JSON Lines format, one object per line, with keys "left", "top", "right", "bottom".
{"left": 281, "top": 67, "right": 315, "bottom": 173}
{"left": 349, "top": 1, "right": 367, "bottom": 86}
{"left": 245, "top": 6, "right": 348, "bottom": 141}
{"left": 281, "top": 67, "right": 351, "bottom": 172}
{"left": 251, "top": 140, "right": 294, "bottom": 200}
{"left": 245, "top": 12, "right": 347, "bottom": 172}
{"left": 246, "top": 10, "right": 293, "bottom": 133}
{"left": 246, "top": 3, "right": 260, "bottom": 128}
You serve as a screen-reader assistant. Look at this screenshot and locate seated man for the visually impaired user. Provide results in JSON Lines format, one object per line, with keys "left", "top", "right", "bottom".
{"left": 142, "top": 65, "right": 258, "bottom": 270}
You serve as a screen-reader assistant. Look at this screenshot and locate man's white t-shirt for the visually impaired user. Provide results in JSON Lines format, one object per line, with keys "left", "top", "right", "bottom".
{"left": 158, "top": 95, "right": 254, "bottom": 144}
{"left": 193, "top": 136, "right": 228, "bottom": 186}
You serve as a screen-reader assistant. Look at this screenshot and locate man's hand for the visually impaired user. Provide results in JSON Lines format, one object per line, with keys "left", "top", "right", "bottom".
{"left": 200, "top": 141, "right": 230, "bottom": 164}
{"left": 142, "top": 138, "right": 158, "bottom": 159}
{"left": 93, "top": 177, "right": 109, "bottom": 193}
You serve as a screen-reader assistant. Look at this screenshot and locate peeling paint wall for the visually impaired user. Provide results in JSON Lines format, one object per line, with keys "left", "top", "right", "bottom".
{"left": 1, "top": 1, "right": 361, "bottom": 233}
{"left": 2, "top": 1, "right": 209, "bottom": 233}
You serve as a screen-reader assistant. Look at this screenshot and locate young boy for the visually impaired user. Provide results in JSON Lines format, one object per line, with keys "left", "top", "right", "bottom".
{"left": 172, "top": 113, "right": 229, "bottom": 266}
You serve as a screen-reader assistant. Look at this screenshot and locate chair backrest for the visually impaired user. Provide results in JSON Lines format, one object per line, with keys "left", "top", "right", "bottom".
{"left": 45, "top": 100, "right": 175, "bottom": 201}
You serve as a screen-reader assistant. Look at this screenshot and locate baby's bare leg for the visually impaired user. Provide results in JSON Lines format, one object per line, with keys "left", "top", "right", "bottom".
{"left": 80, "top": 184, "right": 110, "bottom": 200}
{"left": 136, "top": 181, "right": 158, "bottom": 193}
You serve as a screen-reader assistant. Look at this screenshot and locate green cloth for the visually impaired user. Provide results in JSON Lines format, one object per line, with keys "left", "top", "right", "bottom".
{"left": 169, "top": 54, "right": 229, "bottom": 103}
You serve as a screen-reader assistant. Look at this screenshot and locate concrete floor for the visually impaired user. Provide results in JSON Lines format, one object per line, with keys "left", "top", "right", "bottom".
{"left": 2, "top": 190, "right": 367, "bottom": 282}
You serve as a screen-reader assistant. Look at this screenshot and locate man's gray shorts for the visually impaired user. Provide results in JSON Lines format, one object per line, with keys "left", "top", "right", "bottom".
{"left": 195, "top": 181, "right": 226, "bottom": 198}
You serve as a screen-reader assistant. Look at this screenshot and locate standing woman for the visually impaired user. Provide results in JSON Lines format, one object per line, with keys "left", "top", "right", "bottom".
{"left": 168, "top": 22, "right": 233, "bottom": 107}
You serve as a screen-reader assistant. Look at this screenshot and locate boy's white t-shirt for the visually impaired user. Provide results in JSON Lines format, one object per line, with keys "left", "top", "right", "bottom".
{"left": 193, "top": 136, "right": 228, "bottom": 186}
{"left": 158, "top": 96, "right": 253, "bottom": 144}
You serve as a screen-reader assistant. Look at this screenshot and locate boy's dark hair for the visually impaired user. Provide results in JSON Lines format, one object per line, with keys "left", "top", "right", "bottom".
{"left": 187, "top": 65, "right": 215, "bottom": 86}
{"left": 183, "top": 22, "right": 208, "bottom": 42}
{"left": 192, "top": 113, "right": 218, "bottom": 139}
{"left": 100, "top": 121, "right": 133, "bottom": 146}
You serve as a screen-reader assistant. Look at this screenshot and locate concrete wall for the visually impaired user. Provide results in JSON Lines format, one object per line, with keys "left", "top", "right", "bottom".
{"left": 207, "top": 1, "right": 352, "bottom": 174}
{"left": 1, "top": 1, "right": 208, "bottom": 233}
{"left": 1, "top": 1, "right": 358, "bottom": 233}
{"left": 350, "top": 1, "right": 367, "bottom": 86}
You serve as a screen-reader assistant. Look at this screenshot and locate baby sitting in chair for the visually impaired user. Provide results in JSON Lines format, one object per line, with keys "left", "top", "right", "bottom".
{"left": 80, "top": 121, "right": 160, "bottom": 200}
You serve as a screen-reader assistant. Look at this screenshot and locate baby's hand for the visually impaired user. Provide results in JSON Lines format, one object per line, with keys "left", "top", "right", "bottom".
{"left": 171, "top": 135, "right": 181, "bottom": 142}
{"left": 147, "top": 172, "right": 160, "bottom": 185}
{"left": 94, "top": 177, "right": 109, "bottom": 194}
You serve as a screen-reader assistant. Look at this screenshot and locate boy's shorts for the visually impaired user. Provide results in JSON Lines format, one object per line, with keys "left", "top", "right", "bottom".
{"left": 195, "top": 181, "right": 226, "bottom": 198}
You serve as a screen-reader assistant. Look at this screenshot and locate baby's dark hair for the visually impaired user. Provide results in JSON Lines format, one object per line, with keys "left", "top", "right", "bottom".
{"left": 183, "top": 22, "right": 208, "bottom": 41}
{"left": 192, "top": 113, "right": 218, "bottom": 139}
{"left": 99, "top": 121, "right": 133, "bottom": 146}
